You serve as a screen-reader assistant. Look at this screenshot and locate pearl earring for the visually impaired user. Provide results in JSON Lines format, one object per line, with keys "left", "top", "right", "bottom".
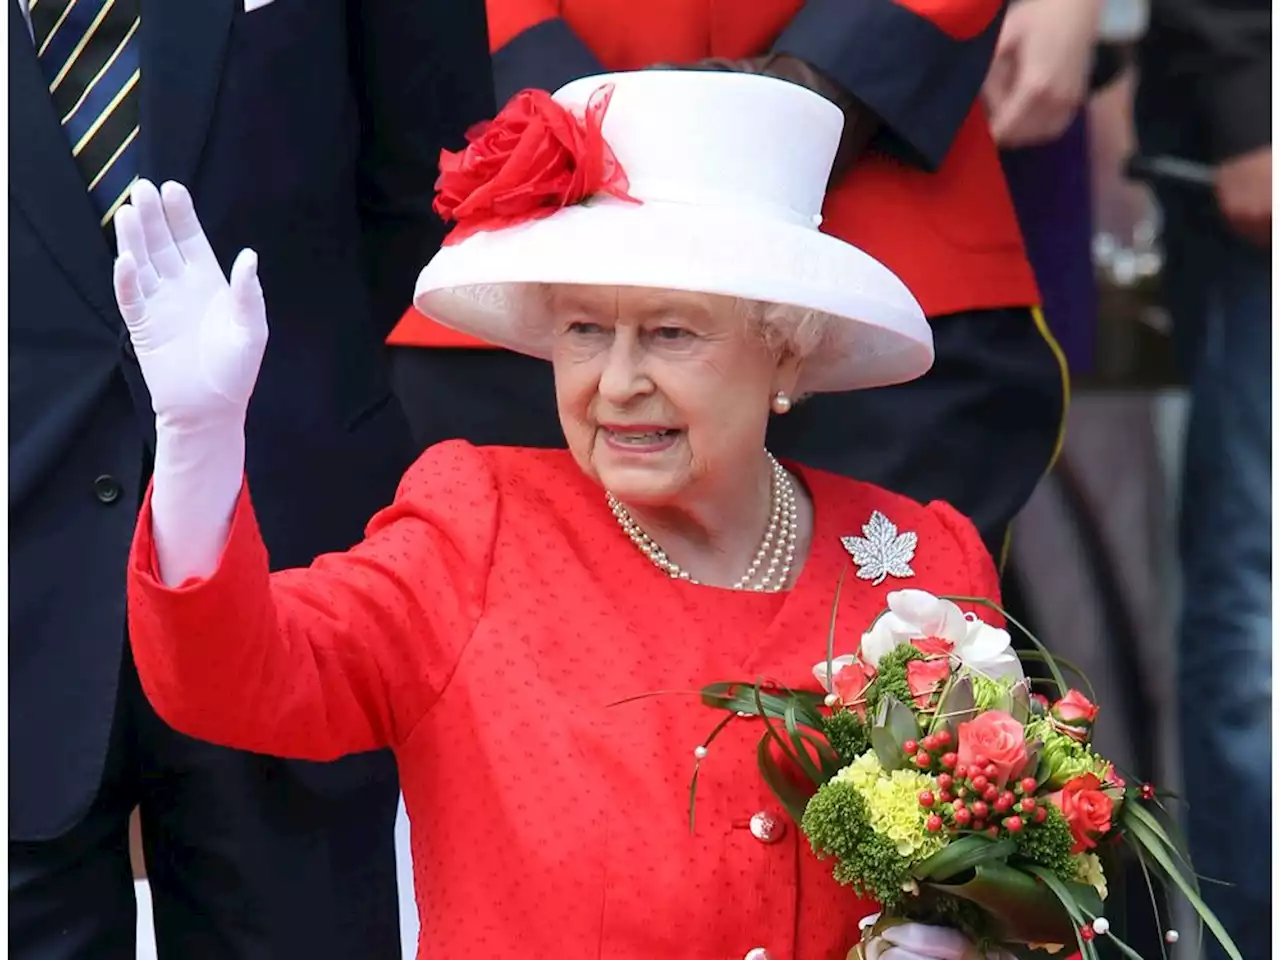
{"left": 772, "top": 391, "right": 792, "bottom": 414}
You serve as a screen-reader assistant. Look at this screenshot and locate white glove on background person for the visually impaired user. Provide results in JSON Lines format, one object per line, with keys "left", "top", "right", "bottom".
{"left": 113, "top": 179, "right": 268, "bottom": 586}
{"left": 864, "top": 921, "right": 1015, "bottom": 960}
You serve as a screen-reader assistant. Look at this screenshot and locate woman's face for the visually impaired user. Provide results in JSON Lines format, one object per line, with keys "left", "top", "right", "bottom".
{"left": 550, "top": 285, "right": 801, "bottom": 508}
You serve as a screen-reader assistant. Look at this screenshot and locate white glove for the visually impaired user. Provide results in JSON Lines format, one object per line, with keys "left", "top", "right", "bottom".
{"left": 865, "top": 922, "right": 1014, "bottom": 960}
{"left": 113, "top": 179, "right": 268, "bottom": 586}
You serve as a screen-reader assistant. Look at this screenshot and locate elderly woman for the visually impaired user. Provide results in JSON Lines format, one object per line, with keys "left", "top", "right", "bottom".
{"left": 116, "top": 72, "right": 1004, "bottom": 960}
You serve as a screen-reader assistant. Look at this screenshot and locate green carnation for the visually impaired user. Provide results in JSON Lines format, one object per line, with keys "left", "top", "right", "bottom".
{"left": 970, "top": 672, "right": 1018, "bottom": 712}
{"left": 1027, "top": 718, "right": 1110, "bottom": 788}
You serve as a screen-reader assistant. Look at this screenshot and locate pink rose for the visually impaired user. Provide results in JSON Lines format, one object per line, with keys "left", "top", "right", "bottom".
{"left": 911, "top": 636, "right": 954, "bottom": 659}
{"left": 833, "top": 661, "right": 877, "bottom": 717}
{"left": 956, "top": 711, "right": 1029, "bottom": 788}
{"left": 1050, "top": 774, "right": 1114, "bottom": 853}
{"left": 906, "top": 659, "right": 952, "bottom": 709}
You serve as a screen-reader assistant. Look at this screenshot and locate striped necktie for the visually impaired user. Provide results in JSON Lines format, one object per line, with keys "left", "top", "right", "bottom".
{"left": 30, "top": 0, "right": 141, "bottom": 228}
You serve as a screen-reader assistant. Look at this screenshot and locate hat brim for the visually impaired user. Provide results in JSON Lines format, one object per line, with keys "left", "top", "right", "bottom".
{"left": 414, "top": 198, "right": 933, "bottom": 393}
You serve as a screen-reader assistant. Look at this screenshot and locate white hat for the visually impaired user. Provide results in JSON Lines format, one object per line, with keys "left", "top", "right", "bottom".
{"left": 413, "top": 70, "right": 933, "bottom": 393}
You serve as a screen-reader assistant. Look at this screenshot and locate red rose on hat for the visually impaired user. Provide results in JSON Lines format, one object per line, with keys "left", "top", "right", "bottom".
{"left": 434, "top": 85, "right": 637, "bottom": 245}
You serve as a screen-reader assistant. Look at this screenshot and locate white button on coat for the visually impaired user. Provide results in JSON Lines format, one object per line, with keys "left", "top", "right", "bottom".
{"left": 744, "top": 949, "right": 772, "bottom": 960}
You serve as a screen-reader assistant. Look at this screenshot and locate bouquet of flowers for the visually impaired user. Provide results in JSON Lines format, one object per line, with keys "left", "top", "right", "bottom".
{"left": 687, "top": 586, "right": 1242, "bottom": 960}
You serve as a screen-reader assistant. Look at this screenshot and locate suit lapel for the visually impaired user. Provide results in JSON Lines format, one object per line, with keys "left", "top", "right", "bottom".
{"left": 9, "top": 0, "right": 117, "bottom": 325}
{"left": 138, "top": 0, "right": 234, "bottom": 185}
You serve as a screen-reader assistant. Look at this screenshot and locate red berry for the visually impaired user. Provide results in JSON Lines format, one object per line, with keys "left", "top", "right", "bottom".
{"left": 953, "top": 762, "right": 968, "bottom": 778}
{"left": 984, "top": 785, "right": 999, "bottom": 801}
{"left": 986, "top": 826, "right": 1000, "bottom": 839}
{"left": 971, "top": 801, "right": 989, "bottom": 819}
{"left": 994, "top": 793, "right": 1014, "bottom": 813}
{"left": 954, "top": 807, "right": 973, "bottom": 825}
{"left": 926, "top": 814, "right": 943, "bottom": 832}
{"left": 921, "top": 734, "right": 940, "bottom": 751}
{"left": 971, "top": 775, "right": 990, "bottom": 793}
{"left": 942, "top": 753, "right": 959, "bottom": 769}
{"left": 1004, "top": 816, "right": 1024, "bottom": 832}
{"left": 1140, "top": 783, "right": 1156, "bottom": 801}
{"left": 1080, "top": 926, "right": 1096, "bottom": 942}
{"left": 1021, "top": 777, "right": 1038, "bottom": 794}
{"left": 1020, "top": 798, "right": 1037, "bottom": 813}
{"left": 938, "top": 791, "right": 954, "bottom": 804}
{"left": 918, "top": 791, "right": 936, "bottom": 808}
{"left": 936, "top": 730, "right": 952, "bottom": 746}
{"left": 1034, "top": 806, "right": 1048, "bottom": 823}
{"left": 956, "top": 786, "right": 969, "bottom": 798}
{"left": 972, "top": 819, "right": 987, "bottom": 831}
{"left": 937, "top": 773, "right": 954, "bottom": 791}
{"left": 984, "top": 763, "right": 999, "bottom": 779}
{"left": 903, "top": 739, "right": 919, "bottom": 755}
{"left": 971, "top": 754, "right": 989, "bottom": 769}
{"left": 914, "top": 751, "right": 933, "bottom": 769}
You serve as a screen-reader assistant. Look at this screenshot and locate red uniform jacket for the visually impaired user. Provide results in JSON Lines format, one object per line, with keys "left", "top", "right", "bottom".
{"left": 127, "top": 442, "right": 1004, "bottom": 958}
{"left": 390, "top": 0, "right": 1040, "bottom": 348}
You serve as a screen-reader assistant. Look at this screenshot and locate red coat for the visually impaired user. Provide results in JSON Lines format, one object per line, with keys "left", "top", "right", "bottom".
{"left": 389, "top": 0, "right": 1040, "bottom": 348}
{"left": 127, "top": 442, "right": 1001, "bottom": 959}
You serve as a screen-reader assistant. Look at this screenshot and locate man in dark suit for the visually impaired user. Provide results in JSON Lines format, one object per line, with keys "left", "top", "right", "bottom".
{"left": 9, "top": 1, "right": 493, "bottom": 957}
{"left": 1136, "top": 2, "right": 1270, "bottom": 958}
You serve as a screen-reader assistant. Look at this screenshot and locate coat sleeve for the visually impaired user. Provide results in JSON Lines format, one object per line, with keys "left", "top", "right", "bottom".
{"left": 127, "top": 441, "right": 500, "bottom": 761}
{"left": 486, "top": 0, "right": 606, "bottom": 102}
{"left": 772, "top": 0, "right": 1009, "bottom": 170}
{"left": 1150, "top": 0, "right": 1270, "bottom": 160}
{"left": 349, "top": 0, "right": 497, "bottom": 339}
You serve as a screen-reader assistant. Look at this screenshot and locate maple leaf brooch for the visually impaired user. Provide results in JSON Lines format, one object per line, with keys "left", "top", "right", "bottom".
{"left": 841, "top": 511, "right": 917, "bottom": 585}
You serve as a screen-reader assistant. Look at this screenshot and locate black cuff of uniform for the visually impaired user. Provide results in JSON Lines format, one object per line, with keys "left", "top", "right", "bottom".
{"left": 492, "top": 18, "right": 607, "bottom": 103}
{"left": 772, "top": 0, "right": 1002, "bottom": 170}
{"left": 1208, "top": 61, "right": 1272, "bottom": 161}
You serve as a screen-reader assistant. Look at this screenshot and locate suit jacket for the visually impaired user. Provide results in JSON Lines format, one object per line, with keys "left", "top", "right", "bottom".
{"left": 125, "top": 442, "right": 1002, "bottom": 958}
{"left": 388, "top": 0, "right": 1040, "bottom": 349}
{"left": 9, "top": 0, "right": 494, "bottom": 841}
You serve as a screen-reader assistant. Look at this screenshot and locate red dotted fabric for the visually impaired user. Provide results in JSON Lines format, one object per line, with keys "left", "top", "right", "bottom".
{"left": 128, "top": 440, "right": 1001, "bottom": 960}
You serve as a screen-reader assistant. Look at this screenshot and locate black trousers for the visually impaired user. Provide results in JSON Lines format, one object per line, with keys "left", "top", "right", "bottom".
{"left": 9, "top": 648, "right": 401, "bottom": 960}
{"left": 390, "top": 306, "right": 1066, "bottom": 558}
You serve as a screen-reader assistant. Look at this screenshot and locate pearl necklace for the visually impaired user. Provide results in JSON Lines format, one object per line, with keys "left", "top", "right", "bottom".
{"left": 606, "top": 453, "right": 799, "bottom": 592}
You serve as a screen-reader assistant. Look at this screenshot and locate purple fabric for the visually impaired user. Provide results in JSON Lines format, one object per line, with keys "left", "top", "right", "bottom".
{"left": 1000, "top": 112, "right": 1097, "bottom": 375}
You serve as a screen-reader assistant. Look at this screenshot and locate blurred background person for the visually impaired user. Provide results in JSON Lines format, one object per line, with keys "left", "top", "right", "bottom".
{"left": 389, "top": 0, "right": 1067, "bottom": 565}
{"left": 1134, "top": 0, "right": 1272, "bottom": 957}
{"left": 8, "top": 2, "right": 492, "bottom": 957}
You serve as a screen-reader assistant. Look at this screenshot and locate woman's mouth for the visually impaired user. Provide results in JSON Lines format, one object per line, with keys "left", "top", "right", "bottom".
{"left": 601, "top": 427, "right": 681, "bottom": 451}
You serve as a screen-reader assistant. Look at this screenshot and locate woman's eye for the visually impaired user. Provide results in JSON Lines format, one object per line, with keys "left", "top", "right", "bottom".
{"left": 653, "top": 325, "right": 691, "bottom": 341}
{"left": 566, "top": 321, "right": 605, "bottom": 336}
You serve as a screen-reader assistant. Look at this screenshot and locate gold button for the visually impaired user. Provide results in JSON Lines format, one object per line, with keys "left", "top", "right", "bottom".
{"left": 749, "top": 811, "right": 786, "bottom": 844}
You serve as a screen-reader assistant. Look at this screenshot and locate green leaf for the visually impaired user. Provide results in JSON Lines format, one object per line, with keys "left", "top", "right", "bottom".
{"left": 1021, "top": 864, "right": 1100, "bottom": 960}
{"left": 915, "top": 834, "right": 1017, "bottom": 881}
{"left": 870, "top": 694, "right": 917, "bottom": 770}
{"left": 757, "top": 735, "right": 808, "bottom": 824}
{"left": 1124, "top": 813, "right": 1244, "bottom": 960}
{"left": 1009, "top": 678, "right": 1032, "bottom": 725}
{"left": 824, "top": 567, "right": 847, "bottom": 699}
{"left": 783, "top": 699, "right": 825, "bottom": 785}
{"left": 1123, "top": 800, "right": 1198, "bottom": 880}
{"left": 926, "top": 860, "right": 1079, "bottom": 947}
{"left": 935, "top": 675, "right": 977, "bottom": 735}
